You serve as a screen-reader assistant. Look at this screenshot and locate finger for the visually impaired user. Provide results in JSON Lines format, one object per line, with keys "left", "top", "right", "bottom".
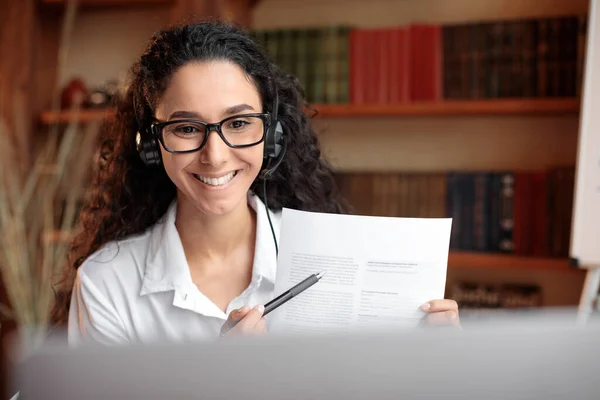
{"left": 220, "top": 306, "right": 252, "bottom": 336}
{"left": 420, "top": 299, "right": 458, "bottom": 313}
{"left": 254, "top": 317, "right": 267, "bottom": 335}
{"left": 422, "top": 310, "right": 460, "bottom": 327}
{"left": 228, "top": 306, "right": 251, "bottom": 322}
{"left": 232, "top": 305, "right": 265, "bottom": 334}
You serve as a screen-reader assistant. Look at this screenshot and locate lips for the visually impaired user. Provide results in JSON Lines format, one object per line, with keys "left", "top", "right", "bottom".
{"left": 192, "top": 170, "right": 238, "bottom": 186}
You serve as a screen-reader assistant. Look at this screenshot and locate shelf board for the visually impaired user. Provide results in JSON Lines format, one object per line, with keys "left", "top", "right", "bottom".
{"left": 448, "top": 251, "right": 581, "bottom": 273}
{"left": 40, "top": 0, "right": 262, "bottom": 10}
{"left": 40, "top": 108, "right": 114, "bottom": 124}
{"left": 40, "top": 0, "right": 174, "bottom": 8}
{"left": 40, "top": 98, "right": 580, "bottom": 124}
{"left": 312, "top": 98, "right": 581, "bottom": 117}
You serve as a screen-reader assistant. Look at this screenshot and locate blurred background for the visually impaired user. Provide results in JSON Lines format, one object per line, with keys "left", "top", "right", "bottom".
{"left": 0, "top": 0, "right": 593, "bottom": 358}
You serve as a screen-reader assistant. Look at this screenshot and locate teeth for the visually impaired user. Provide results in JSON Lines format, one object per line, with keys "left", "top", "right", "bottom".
{"left": 195, "top": 171, "right": 236, "bottom": 186}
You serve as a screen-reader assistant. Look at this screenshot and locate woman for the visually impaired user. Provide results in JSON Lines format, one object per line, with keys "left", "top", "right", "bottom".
{"left": 58, "top": 20, "right": 459, "bottom": 345}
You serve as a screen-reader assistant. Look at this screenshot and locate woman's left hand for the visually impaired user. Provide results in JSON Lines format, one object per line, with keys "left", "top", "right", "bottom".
{"left": 420, "top": 299, "right": 461, "bottom": 328}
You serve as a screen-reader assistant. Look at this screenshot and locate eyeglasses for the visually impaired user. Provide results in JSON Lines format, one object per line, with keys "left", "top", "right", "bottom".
{"left": 151, "top": 113, "right": 271, "bottom": 153}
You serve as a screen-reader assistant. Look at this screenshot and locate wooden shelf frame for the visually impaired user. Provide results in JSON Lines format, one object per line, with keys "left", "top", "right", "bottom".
{"left": 312, "top": 98, "right": 581, "bottom": 117}
{"left": 40, "top": 108, "right": 113, "bottom": 124}
{"left": 448, "top": 251, "right": 581, "bottom": 273}
{"left": 40, "top": 0, "right": 174, "bottom": 9}
{"left": 40, "top": 98, "right": 581, "bottom": 125}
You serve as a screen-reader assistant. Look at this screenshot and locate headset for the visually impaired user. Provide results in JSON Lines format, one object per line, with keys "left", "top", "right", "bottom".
{"left": 135, "top": 90, "right": 287, "bottom": 255}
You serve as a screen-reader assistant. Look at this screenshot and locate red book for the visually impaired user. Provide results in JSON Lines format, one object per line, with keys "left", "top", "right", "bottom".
{"left": 513, "top": 172, "right": 535, "bottom": 255}
{"left": 410, "top": 24, "right": 443, "bottom": 101}
{"left": 531, "top": 171, "right": 549, "bottom": 256}
{"left": 409, "top": 24, "right": 423, "bottom": 101}
{"left": 400, "top": 27, "right": 411, "bottom": 103}
{"left": 375, "top": 28, "right": 390, "bottom": 104}
{"left": 349, "top": 28, "right": 365, "bottom": 104}
{"left": 427, "top": 25, "right": 443, "bottom": 101}
{"left": 389, "top": 27, "right": 410, "bottom": 103}
{"left": 364, "top": 29, "right": 378, "bottom": 103}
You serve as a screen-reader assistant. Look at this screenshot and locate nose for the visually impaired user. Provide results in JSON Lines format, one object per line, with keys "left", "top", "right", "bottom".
{"left": 198, "top": 129, "right": 229, "bottom": 167}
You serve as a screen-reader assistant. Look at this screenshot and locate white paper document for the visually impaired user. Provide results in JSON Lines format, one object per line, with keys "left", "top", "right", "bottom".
{"left": 268, "top": 208, "right": 452, "bottom": 335}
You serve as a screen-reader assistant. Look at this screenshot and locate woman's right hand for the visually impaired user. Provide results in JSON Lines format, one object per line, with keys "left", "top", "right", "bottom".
{"left": 220, "top": 305, "right": 267, "bottom": 337}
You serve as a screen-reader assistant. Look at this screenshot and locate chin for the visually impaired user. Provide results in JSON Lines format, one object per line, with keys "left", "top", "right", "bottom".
{"left": 193, "top": 199, "right": 242, "bottom": 217}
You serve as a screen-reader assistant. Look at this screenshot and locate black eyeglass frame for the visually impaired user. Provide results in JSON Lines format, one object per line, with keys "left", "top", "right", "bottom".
{"left": 150, "top": 112, "right": 272, "bottom": 154}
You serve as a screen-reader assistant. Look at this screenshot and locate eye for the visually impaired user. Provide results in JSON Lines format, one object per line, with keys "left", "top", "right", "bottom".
{"left": 169, "top": 123, "right": 203, "bottom": 137}
{"left": 227, "top": 119, "right": 250, "bottom": 130}
{"left": 176, "top": 125, "right": 199, "bottom": 134}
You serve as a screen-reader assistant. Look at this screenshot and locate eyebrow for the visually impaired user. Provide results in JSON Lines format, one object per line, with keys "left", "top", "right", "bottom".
{"left": 167, "top": 104, "right": 256, "bottom": 121}
{"left": 225, "top": 103, "right": 256, "bottom": 115}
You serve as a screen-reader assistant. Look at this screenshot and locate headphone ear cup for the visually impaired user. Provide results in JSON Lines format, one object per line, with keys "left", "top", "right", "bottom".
{"left": 272, "top": 120, "right": 283, "bottom": 159}
{"left": 263, "top": 122, "right": 274, "bottom": 161}
{"left": 264, "top": 120, "right": 284, "bottom": 161}
{"left": 261, "top": 120, "right": 286, "bottom": 180}
{"left": 136, "top": 131, "right": 162, "bottom": 166}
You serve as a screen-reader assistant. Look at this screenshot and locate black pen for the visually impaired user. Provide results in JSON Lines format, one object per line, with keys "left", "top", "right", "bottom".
{"left": 220, "top": 271, "right": 326, "bottom": 336}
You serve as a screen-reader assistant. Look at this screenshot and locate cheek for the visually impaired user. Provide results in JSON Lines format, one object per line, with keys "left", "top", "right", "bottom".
{"left": 160, "top": 149, "right": 196, "bottom": 180}
{"left": 236, "top": 145, "right": 264, "bottom": 172}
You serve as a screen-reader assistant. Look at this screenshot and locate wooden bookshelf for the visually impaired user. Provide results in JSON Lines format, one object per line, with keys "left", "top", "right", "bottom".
{"left": 40, "top": 0, "right": 174, "bottom": 8}
{"left": 40, "top": 98, "right": 581, "bottom": 125}
{"left": 448, "top": 251, "right": 581, "bottom": 273}
{"left": 313, "top": 98, "right": 581, "bottom": 117}
{"left": 40, "top": 108, "right": 113, "bottom": 124}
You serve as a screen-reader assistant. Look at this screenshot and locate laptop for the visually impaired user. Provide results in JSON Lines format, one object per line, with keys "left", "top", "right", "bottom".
{"left": 11, "top": 307, "right": 600, "bottom": 399}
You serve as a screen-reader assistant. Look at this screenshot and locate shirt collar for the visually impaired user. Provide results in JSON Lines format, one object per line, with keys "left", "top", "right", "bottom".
{"left": 139, "top": 199, "right": 191, "bottom": 296}
{"left": 139, "top": 191, "right": 280, "bottom": 297}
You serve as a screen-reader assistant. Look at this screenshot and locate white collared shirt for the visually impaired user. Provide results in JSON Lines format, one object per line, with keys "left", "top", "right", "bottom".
{"left": 68, "top": 192, "right": 281, "bottom": 346}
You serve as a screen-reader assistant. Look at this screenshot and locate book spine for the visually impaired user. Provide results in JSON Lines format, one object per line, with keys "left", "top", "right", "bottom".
{"left": 498, "top": 173, "right": 515, "bottom": 253}
{"left": 447, "top": 172, "right": 462, "bottom": 250}
{"left": 488, "top": 173, "right": 502, "bottom": 252}
{"left": 338, "top": 26, "right": 351, "bottom": 103}
{"left": 472, "top": 172, "right": 490, "bottom": 251}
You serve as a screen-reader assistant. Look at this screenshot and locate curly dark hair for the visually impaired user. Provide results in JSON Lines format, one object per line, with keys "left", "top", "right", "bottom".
{"left": 50, "top": 20, "right": 351, "bottom": 326}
